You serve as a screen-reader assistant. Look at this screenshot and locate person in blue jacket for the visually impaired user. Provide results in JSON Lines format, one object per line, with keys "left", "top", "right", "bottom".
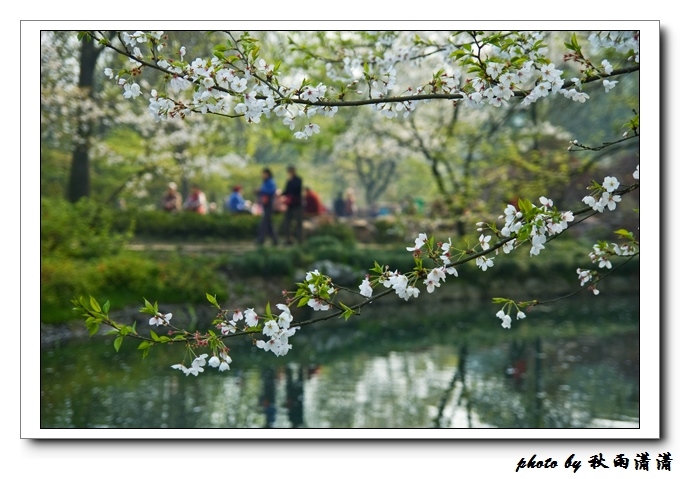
{"left": 256, "top": 168, "right": 278, "bottom": 245}
{"left": 227, "top": 185, "right": 248, "bottom": 213}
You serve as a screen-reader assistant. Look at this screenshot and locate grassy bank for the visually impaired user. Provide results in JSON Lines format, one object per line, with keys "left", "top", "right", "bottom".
{"left": 41, "top": 198, "right": 639, "bottom": 324}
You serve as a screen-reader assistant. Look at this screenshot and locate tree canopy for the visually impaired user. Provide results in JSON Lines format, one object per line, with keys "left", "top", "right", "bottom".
{"left": 47, "top": 28, "right": 650, "bottom": 381}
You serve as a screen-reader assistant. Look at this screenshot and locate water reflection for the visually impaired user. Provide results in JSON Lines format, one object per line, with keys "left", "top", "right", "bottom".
{"left": 40, "top": 297, "right": 639, "bottom": 428}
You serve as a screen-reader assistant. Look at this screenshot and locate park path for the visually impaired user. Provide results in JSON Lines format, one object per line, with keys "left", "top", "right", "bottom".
{"left": 125, "top": 240, "right": 257, "bottom": 254}
{"left": 125, "top": 240, "right": 387, "bottom": 255}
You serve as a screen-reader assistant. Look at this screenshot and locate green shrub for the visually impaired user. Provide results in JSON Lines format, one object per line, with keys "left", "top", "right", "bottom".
{"left": 226, "top": 247, "right": 298, "bottom": 277}
{"left": 374, "top": 217, "right": 407, "bottom": 243}
{"left": 307, "top": 222, "right": 356, "bottom": 246}
{"left": 41, "top": 197, "right": 132, "bottom": 259}
{"left": 304, "top": 235, "right": 344, "bottom": 251}
{"left": 111, "top": 209, "right": 262, "bottom": 240}
{"left": 40, "top": 252, "right": 230, "bottom": 324}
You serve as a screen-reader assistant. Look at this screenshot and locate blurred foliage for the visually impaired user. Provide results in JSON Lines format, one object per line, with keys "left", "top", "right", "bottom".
{"left": 307, "top": 222, "right": 357, "bottom": 246}
{"left": 41, "top": 196, "right": 133, "bottom": 259}
{"left": 41, "top": 252, "right": 230, "bottom": 324}
{"left": 39, "top": 31, "right": 640, "bottom": 325}
{"left": 40, "top": 198, "right": 230, "bottom": 323}
{"left": 110, "top": 209, "right": 262, "bottom": 240}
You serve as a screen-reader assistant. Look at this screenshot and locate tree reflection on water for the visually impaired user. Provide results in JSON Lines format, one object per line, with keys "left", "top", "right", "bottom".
{"left": 41, "top": 296, "right": 639, "bottom": 428}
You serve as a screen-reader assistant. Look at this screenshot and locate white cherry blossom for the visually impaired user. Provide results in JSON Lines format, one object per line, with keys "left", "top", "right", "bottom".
{"left": 359, "top": 278, "right": 373, "bottom": 298}
{"left": 406, "top": 233, "right": 428, "bottom": 252}
{"left": 602, "top": 80, "right": 618, "bottom": 92}
{"left": 476, "top": 256, "right": 494, "bottom": 271}
{"left": 602, "top": 176, "right": 620, "bottom": 192}
{"left": 149, "top": 312, "right": 172, "bottom": 327}
{"left": 308, "top": 298, "right": 330, "bottom": 311}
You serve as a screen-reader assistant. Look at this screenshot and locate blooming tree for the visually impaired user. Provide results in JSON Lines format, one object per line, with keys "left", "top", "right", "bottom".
{"left": 72, "top": 30, "right": 641, "bottom": 377}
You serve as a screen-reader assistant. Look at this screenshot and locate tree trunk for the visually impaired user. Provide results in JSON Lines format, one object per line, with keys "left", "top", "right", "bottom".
{"left": 67, "top": 37, "right": 102, "bottom": 202}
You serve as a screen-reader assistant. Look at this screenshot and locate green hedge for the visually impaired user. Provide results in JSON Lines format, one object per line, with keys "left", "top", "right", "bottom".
{"left": 111, "top": 209, "right": 360, "bottom": 243}
{"left": 41, "top": 252, "right": 230, "bottom": 324}
{"left": 41, "top": 197, "right": 132, "bottom": 259}
{"left": 111, "top": 209, "right": 262, "bottom": 240}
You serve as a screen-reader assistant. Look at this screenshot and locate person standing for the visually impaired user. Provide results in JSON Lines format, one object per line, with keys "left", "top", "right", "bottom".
{"left": 256, "top": 168, "right": 278, "bottom": 245}
{"left": 280, "top": 165, "right": 303, "bottom": 244}
{"left": 333, "top": 192, "right": 345, "bottom": 217}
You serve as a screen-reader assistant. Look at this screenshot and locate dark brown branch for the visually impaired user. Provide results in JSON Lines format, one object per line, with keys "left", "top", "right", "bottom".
{"left": 526, "top": 253, "right": 639, "bottom": 307}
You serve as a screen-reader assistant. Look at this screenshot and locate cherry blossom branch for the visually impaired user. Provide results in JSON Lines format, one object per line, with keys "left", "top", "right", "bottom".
{"left": 91, "top": 30, "right": 639, "bottom": 109}
{"left": 218, "top": 183, "right": 640, "bottom": 338}
{"left": 525, "top": 253, "right": 639, "bottom": 308}
{"left": 279, "top": 67, "right": 640, "bottom": 107}
{"left": 569, "top": 131, "right": 640, "bottom": 152}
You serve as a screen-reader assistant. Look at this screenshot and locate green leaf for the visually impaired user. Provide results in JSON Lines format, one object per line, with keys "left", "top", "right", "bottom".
{"left": 150, "top": 330, "right": 160, "bottom": 342}
{"left": 113, "top": 336, "right": 123, "bottom": 352}
{"left": 102, "top": 300, "right": 110, "bottom": 315}
{"left": 142, "top": 348, "right": 150, "bottom": 359}
{"left": 613, "top": 229, "right": 635, "bottom": 241}
{"left": 140, "top": 297, "right": 156, "bottom": 315}
{"left": 89, "top": 296, "right": 101, "bottom": 313}
{"left": 213, "top": 43, "right": 228, "bottom": 52}
{"left": 517, "top": 228, "right": 530, "bottom": 243}
{"left": 85, "top": 316, "right": 100, "bottom": 336}
{"left": 206, "top": 293, "right": 220, "bottom": 308}
{"left": 138, "top": 341, "right": 152, "bottom": 350}
{"left": 265, "top": 302, "right": 272, "bottom": 318}
{"left": 297, "top": 296, "right": 309, "bottom": 307}
{"left": 518, "top": 198, "right": 533, "bottom": 215}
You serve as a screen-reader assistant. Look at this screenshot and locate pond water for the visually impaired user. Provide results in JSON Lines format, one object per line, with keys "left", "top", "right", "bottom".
{"left": 41, "top": 295, "right": 639, "bottom": 429}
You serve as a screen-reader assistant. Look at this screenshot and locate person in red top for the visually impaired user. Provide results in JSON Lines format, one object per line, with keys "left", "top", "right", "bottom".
{"left": 183, "top": 185, "right": 207, "bottom": 214}
{"left": 304, "top": 187, "right": 325, "bottom": 216}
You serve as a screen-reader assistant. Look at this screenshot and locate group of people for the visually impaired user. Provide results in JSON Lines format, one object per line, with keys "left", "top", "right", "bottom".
{"left": 161, "top": 166, "right": 350, "bottom": 246}
{"left": 256, "top": 166, "right": 310, "bottom": 246}
{"left": 162, "top": 182, "right": 208, "bottom": 214}
{"left": 333, "top": 188, "right": 357, "bottom": 218}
